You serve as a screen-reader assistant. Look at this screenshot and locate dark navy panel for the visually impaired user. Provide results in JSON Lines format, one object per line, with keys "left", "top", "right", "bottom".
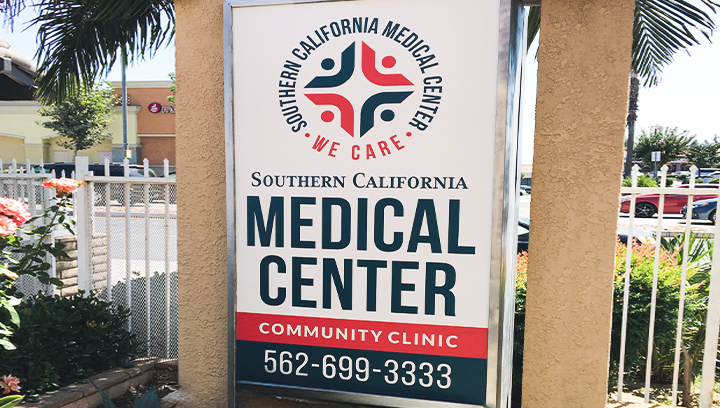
{"left": 237, "top": 340, "right": 487, "bottom": 405}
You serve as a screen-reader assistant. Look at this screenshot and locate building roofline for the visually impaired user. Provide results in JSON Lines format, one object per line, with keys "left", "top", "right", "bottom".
{"left": 109, "top": 80, "right": 173, "bottom": 89}
{"left": 0, "top": 40, "right": 38, "bottom": 88}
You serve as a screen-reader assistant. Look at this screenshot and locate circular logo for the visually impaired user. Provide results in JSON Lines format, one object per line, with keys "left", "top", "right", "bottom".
{"left": 148, "top": 102, "right": 162, "bottom": 113}
{"left": 278, "top": 18, "right": 443, "bottom": 161}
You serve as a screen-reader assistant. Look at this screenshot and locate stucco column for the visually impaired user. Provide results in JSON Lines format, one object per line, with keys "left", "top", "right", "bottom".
{"left": 521, "top": 0, "right": 634, "bottom": 407}
{"left": 175, "top": 0, "right": 228, "bottom": 406}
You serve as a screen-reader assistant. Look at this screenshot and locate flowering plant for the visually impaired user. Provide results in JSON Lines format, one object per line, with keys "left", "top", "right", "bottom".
{"left": 0, "top": 376, "right": 19, "bottom": 394}
{"left": 0, "top": 178, "right": 81, "bottom": 351}
{"left": 0, "top": 376, "right": 21, "bottom": 408}
{"left": 41, "top": 178, "right": 84, "bottom": 196}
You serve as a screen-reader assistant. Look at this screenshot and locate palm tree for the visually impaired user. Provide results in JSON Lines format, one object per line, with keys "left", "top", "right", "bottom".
{"left": 527, "top": 0, "right": 718, "bottom": 177}
{"left": 1, "top": 0, "right": 174, "bottom": 104}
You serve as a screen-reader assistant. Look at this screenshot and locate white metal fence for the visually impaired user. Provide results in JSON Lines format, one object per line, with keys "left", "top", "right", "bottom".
{"left": 2, "top": 157, "right": 178, "bottom": 359}
{"left": 0, "top": 159, "right": 56, "bottom": 297}
{"left": 618, "top": 164, "right": 720, "bottom": 407}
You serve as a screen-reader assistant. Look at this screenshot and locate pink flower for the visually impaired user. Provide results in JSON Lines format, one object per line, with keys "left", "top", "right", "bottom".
{"left": 0, "top": 215, "right": 18, "bottom": 237}
{"left": 0, "top": 197, "right": 31, "bottom": 226}
{"left": 0, "top": 375, "right": 20, "bottom": 394}
{"left": 42, "top": 178, "right": 84, "bottom": 196}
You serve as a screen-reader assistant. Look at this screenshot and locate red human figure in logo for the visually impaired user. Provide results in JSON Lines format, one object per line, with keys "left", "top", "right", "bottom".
{"left": 304, "top": 93, "right": 355, "bottom": 137}
{"left": 361, "top": 42, "right": 413, "bottom": 86}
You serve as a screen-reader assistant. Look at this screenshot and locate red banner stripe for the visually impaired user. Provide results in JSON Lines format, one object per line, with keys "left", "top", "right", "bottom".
{"left": 236, "top": 312, "right": 487, "bottom": 359}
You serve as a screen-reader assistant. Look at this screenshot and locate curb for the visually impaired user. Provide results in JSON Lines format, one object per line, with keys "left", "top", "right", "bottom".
{"left": 20, "top": 358, "right": 178, "bottom": 408}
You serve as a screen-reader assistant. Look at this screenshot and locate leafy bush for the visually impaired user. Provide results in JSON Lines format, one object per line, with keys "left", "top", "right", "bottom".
{"left": 512, "top": 234, "right": 711, "bottom": 407}
{"left": 622, "top": 174, "right": 659, "bottom": 188}
{"left": 634, "top": 126, "right": 694, "bottom": 167}
{"left": 513, "top": 253, "right": 528, "bottom": 406}
{"left": 0, "top": 293, "right": 139, "bottom": 396}
{"left": 609, "top": 237, "right": 707, "bottom": 379}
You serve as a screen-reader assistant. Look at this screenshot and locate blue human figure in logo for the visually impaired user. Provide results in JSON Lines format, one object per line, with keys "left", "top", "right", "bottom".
{"left": 306, "top": 43, "right": 355, "bottom": 88}
{"left": 359, "top": 91, "right": 413, "bottom": 137}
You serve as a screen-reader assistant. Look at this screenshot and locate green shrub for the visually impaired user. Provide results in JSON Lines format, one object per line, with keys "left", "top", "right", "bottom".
{"left": 0, "top": 293, "right": 139, "bottom": 396}
{"left": 622, "top": 174, "right": 658, "bottom": 188}
{"left": 512, "top": 234, "right": 711, "bottom": 407}
{"left": 609, "top": 235, "right": 710, "bottom": 406}
{"left": 710, "top": 178, "right": 719, "bottom": 184}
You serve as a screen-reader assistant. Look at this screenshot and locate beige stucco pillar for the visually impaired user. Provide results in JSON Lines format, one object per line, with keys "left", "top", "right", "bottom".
{"left": 175, "top": 0, "right": 228, "bottom": 406}
{"left": 521, "top": 0, "right": 635, "bottom": 407}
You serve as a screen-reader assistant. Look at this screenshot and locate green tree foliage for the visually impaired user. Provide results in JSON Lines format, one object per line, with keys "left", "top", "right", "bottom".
{"left": 686, "top": 136, "right": 720, "bottom": 168}
{"left": 167, "top": 72, "right": 175, "bottom": 106}
{"left": 31, "top": 0, "right": 174, "bottom": 103}
{"left": 39, "top": 85, "right": 116, "bottom": 158}
{"left": 634, "top": 126, "right": 694, "bottom": 167}
{"left": 527, "top": 1, "right": 719, "bottom": 83}
{"left": 1, "top": 0, "right": 174, "bottom": 103}
{"left": 631, "top": 0, "right": 719, "bottom": 87}
{"left": 622, "top": 174, "right": 659, "bottom": 187}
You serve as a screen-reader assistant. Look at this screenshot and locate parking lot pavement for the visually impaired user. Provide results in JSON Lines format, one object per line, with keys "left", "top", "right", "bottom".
{"left": 617, "top": 213, "right": 716, "bottom": 235}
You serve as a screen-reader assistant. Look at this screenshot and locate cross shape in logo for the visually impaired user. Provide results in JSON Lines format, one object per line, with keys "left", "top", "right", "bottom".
{"left": 304, "top": 41, "right": 414, "bottom": 138}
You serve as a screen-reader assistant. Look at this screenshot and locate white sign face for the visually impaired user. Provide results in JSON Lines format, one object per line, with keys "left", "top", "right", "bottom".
{"left": 232, "top": 0, "right": 506, "bottom": 405}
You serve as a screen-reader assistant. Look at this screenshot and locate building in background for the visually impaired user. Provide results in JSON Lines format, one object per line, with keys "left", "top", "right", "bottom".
{"left": 110, "top": 81, "right": 175, "bottom": 166}
{"left": 0, "top": 38, "right": 175, "bottom": 169}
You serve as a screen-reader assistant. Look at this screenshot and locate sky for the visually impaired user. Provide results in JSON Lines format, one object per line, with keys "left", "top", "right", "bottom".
{"left": 3, "top": 6, "right": 719, "bottom": 165}
{"left": 519, "top": 28, "right": 720, "bottom": 164}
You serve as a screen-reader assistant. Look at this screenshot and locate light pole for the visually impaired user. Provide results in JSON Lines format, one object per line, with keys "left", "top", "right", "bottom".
{"left": 121, "top": 47, "right": 129, "bottom": 161}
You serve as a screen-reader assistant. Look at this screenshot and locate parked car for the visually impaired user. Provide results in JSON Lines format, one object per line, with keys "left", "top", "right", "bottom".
{"left": 517, "top": 216, "right": 654, "bottom": 253}
{"left": 681, "top": 198, "right": 717, "bottom": 224}
{"left": 698, "top": 168, "right": 720, "bottom": 176}
{"left": 520, "top": 185, "right": 531, "bottom": 195}
{"left": 699, "top": 171, "right": 720, "bottom": 183}
{"left": 619, "top": 184, "right": 720, "bottom": 218}
{"left": 34, "top": 162, "right": 155, "bottom": 178}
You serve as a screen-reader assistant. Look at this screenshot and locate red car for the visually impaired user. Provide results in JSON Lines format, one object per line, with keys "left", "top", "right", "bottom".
{"left": 620, "top": 184, "right": 720, "bottom": 217}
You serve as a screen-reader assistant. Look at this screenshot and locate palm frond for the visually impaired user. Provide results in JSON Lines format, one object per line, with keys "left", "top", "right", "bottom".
{"left": 525, "top": 0, "right": 717, "bottom": 87}
{"left": 633, "top": 0, "right": 718, "bottom": 86}
{"left": 527, "top": 6, "right": 540, "bottom": 52}
{"left": 0, "top": 0, "right": 28, "bottom": 28}
{"left": 31, "top": 0, "right": 174, "bottom": 104}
